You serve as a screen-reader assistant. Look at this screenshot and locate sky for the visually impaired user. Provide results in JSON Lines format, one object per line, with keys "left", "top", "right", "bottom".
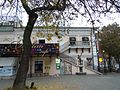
{"left": 22, "top": 12, "right": 120, "bottom": 28}
{"left": 70, "top": 13, "right": 120, "bottom": 28}
{"left": 1, "top": 0, "right": 120, "bottom": 28}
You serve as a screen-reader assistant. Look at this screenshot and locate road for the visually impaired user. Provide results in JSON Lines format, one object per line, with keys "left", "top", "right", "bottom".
{"left": 0, "top": 73, "right": 120, "bottom": 90}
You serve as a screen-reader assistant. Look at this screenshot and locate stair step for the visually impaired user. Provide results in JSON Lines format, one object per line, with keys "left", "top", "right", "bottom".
{"left": 76, "top": 72, "right": 87, "bottom": 75}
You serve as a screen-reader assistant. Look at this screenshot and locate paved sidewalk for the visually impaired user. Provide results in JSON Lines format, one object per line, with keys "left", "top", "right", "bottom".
{"left": 0, "top": 73, "right": 120, "bottom": 90}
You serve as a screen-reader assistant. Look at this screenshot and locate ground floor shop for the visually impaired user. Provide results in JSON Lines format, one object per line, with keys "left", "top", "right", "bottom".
{"left": 0, "top": 43, "right": 62, "bottom": 76}
{"left": 28, "top": 56, "right": 78, "bottom": 76}
{"left": 0, "top": 56, "right": 61, "bottom": 77}
{"left": 0, "top": 56, "right": 79, "bottom": 77}
{"left": 0, "top": 43, "right": 88, "bottom": 76}
{"left": 28, "top": 56, "right": 60, "bottom": 76}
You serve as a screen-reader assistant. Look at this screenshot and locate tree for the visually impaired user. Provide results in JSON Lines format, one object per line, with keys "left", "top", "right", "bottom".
{"left": 1, "top": 0, "right": 120, "bottom": 90}
{"left": 100, "top": 23, "right": 120, "bottom": 71}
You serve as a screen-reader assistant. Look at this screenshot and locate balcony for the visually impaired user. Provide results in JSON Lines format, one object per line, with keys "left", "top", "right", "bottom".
{"left": 69, "top": 41, "right": 90, "bottom": 48}
{"left": 60, "top": 41, "right": 91, "bottom": 53}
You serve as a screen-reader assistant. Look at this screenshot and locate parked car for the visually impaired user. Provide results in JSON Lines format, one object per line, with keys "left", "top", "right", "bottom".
{"left": 115, "top": 64, "right": 120, "bottom": 73}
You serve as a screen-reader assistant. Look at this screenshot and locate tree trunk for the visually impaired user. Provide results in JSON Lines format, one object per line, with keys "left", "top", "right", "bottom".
{"left": 12, "top": 13, "right": 38, "bottom": 90}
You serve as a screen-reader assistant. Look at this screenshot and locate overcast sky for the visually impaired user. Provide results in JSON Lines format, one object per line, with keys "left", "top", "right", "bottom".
{"left": 22, "top": 12, "right": 120, "bottom": 28}
{"left": 70, "top": 13, "right": 120, "bottom": 28}
{"left": 1, "top": 0, "right": 120, "bottom": 28}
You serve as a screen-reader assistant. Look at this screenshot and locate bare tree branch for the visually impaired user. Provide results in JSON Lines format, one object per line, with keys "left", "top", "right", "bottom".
{"left": 21, "top": 0, "right": 31, "bottom": 15}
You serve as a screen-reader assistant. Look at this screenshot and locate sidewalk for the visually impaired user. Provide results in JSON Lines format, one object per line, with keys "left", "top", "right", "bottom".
{"left": 0, "top": 74, "right": 120, "bottom": 90}
{"left": 0, "top": 75, "right": 78, "bottom": 90}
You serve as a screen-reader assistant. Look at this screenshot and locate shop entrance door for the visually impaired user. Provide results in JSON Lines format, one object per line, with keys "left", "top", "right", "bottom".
{"left": 35, "top": 61, "right": 43, "bottom": 73}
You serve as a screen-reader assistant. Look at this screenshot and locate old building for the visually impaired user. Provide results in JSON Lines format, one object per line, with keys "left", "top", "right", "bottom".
{"left": 59, "top": 27, "right": 98, "bottom": 75}
{"left": 0, "top": 21, "right": 98, "bottom": 76}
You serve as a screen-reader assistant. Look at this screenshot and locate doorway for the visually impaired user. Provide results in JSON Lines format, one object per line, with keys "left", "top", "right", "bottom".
{"left": 35, "top": 61, "right": 43, "bottom": 73}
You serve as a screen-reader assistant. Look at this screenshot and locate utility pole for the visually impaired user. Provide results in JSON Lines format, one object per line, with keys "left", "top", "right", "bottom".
{"left": 95, "top": 31, "right": 100, "bottom": 72}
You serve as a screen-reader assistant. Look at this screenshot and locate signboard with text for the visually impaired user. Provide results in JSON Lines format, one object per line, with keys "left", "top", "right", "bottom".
{"left": 0, "top": 43, "right": 59, "bottom": 57}
{"left": 56, "top": 58, "right": 61, "bottom": 70}
{"left": 99, "top": 58, "right": 103, "bottom": 62}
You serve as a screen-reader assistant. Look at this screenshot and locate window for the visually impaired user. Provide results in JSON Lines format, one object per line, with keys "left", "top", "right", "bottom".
{"left": 0, "top": 66, "right": 3, "bottom": 68}
{"left": 82, "top": 48, "right": 84, "bottom": 53}
{"left": 69, "top": 37, "right": 76, "bottom": 46}
{"left": 82, "top": 37, "right": 89, "bottom": 41}
{"left": 76, "top": 48, "right": 78, "bottom": 53}
{"left": 69, "top": 48, "right": 71, "bottom": 53}
{"left": 88, "top": 48, "right": 90, "bottom": 53}
{"left": 39, "top": 39, "right": 45, "bottom": 43}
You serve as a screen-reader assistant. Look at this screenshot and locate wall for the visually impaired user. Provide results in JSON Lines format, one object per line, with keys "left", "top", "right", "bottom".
{"left": 0, "top": 57, "right": 18, "bottom": 76}
{"left": 0, "top": 26, "right": 98, "bottom": 75}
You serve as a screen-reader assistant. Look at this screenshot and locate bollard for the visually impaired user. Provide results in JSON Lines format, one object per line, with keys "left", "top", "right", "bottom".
{"left": 30, "top": 82, "right": 34, "bottom": 89}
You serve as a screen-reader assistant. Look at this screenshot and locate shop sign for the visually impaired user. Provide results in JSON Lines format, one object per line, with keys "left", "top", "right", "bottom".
{"left": 99, "top": 57, "right": 103, "bottom": 62}
{"left": 0, "top": 43, "right": 59, "bottom": 57}
{"left": 56, "top": 58, "right": 61, "bottom": 70}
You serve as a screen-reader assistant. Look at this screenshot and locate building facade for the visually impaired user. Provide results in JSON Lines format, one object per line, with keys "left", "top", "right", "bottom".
{"left": 0, "top": 22, "right": 98, "bottom": 76}
{"left": 59, "top": 27, "right": 98, "bottom": 74}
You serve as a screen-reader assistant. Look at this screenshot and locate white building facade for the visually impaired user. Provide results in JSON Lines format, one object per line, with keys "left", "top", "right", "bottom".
{"left": 0, "top": 22, "right": 98, "bottom": 76}
{"left": 59, "top": 27, "right": 98, "bottom": 74}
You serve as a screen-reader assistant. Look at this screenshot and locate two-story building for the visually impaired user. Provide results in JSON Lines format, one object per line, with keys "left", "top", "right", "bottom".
{"left": 0, "top": 21, "right": 98, "bottom": 77}
{"left": 59, "top": 27, "right": 98, "bottom": 75}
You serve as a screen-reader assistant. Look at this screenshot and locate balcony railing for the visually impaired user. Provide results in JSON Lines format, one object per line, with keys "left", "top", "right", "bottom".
{"left": 60, "top": 41, "right": 91, "bottom": 53}
{"left": 60, "top": 53, "right": 77, "bottom": 66}
{"left": 69, "top": 41, "right": 90, "bottom": 48}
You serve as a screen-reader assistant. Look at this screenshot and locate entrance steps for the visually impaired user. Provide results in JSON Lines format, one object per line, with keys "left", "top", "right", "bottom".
{"left": 85, "top": 67, "right": 103, "bottom": 75}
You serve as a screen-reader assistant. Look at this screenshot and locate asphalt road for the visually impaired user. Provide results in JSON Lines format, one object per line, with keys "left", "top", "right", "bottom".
{"left": 0, "top": 73, "right": 120, "bottom": 90}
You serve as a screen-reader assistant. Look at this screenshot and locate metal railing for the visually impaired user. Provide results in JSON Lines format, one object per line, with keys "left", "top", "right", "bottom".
{"left": 60, "top": 41, "right": 91, "bottom": 53}
{"left": 60, "top": 41, "right": 70, "bottom": 53}
{"left": 60, "top": 53, "right": 77, "bottom": 66}
{"left": 84, "top": 61, "right": 103, "bottom": 75}
{"left": 69, "top": 41, "right": 90, "bottom": 47}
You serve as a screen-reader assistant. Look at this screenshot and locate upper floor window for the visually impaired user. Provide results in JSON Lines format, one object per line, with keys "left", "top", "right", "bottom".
{"left": 68, "top": 48, "right": 71, "bottom": 53}
{"left": 82, "top": 37, "right": 89, "bottom": 41}
{"left": 88, "top": 48, "right": 90, "bottom": 53}
{"left": 39, "top": 39, "right": 45, "bottom": 44}
{"left": 69, "top": 37, "right": 76, "bottom": 46}
{"left": 70, "top": 37, "right": 76, "bottom": 41}
{"left": 76, "top": 48, "right": 78, "bottom": 53}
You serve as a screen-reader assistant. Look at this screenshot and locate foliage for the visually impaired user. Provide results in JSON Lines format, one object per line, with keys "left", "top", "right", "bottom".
{"left": 1, "top": 0, "right": 120, "bottom": 26}
{"left": 100, "top": 23, "right": 120, "bottom": 58}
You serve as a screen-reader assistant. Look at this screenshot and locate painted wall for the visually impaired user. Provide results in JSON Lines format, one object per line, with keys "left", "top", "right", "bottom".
{"left": 0, "top": 57, "right": 18, "bottom": 76}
